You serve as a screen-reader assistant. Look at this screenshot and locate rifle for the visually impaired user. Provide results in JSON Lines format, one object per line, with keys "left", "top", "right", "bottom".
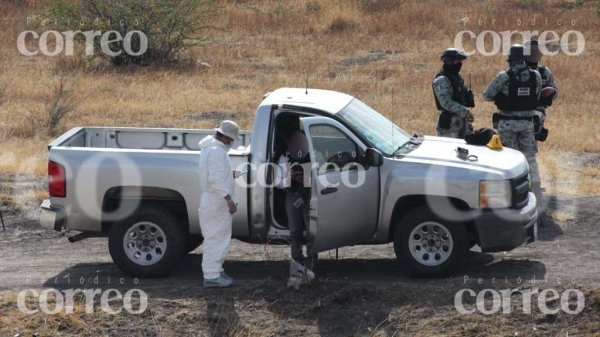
{"left": 466, "top": 73, "right": 475, "bottom": 133}
{"left": 466, "top": 73, "right": 475, "bottom": 108}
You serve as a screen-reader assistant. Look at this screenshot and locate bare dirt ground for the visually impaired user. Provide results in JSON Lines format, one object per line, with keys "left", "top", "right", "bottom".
{"left": 0, "top": 191, "right": 599, "bottom": 337}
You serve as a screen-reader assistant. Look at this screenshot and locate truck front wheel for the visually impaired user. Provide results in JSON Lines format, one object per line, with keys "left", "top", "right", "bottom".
{"left": 393, "top": 206, "right": 468, "bottom": 277}
{"left": 109, "top": 205, "right": 185, "bottom": 278}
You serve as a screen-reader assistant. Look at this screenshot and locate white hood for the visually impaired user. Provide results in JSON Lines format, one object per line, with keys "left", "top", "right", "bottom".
{"left": 400, "top": 136, "right": 529, "bottom": 178}
{"left": 198, "top": 135, "right": 222, "bottom": 150}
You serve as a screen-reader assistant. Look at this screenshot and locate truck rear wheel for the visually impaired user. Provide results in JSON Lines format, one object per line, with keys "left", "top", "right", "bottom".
{"left": 185, "top": 235, "right": 204, "bottom": 253}
{"left": 108, "top": 205, "right": 185, "bottom": 278}
{"left": 393, "top": 206, "right": 468, "bottom": 277}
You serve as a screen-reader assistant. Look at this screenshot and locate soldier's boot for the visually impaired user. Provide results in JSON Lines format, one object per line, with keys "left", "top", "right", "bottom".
{"left": 287, "top": 259, "right": 315, "bottom": 290}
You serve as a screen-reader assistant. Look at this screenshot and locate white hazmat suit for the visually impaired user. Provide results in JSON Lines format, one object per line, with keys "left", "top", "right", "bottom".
{"left": 198, "top": 135, "right": 236, "bottom": 280}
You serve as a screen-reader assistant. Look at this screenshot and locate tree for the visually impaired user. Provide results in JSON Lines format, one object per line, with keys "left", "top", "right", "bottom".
{"left": 43, "top": 0, "right": 219, "bottom": 66}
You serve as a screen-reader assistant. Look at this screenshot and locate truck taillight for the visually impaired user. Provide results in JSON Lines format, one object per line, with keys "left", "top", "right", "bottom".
{"left": 48, "top": 160, "right": 66, "bottom": 197}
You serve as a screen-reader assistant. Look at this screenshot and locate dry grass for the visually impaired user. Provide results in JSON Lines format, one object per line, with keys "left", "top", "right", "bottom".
{"left": 0, "top": 290, "right": 93, "bottom": 336}
{"left": 1, "top": 285, "right": 599, "bottom": 337}
{"left": 0, "top": 140, "right": 47, "bottom": 176}
{"left": 0, "top": 0, "right": 598, "bottom": 196}
{"left": 0, "top": 76, "right": 9, "bottom": 106}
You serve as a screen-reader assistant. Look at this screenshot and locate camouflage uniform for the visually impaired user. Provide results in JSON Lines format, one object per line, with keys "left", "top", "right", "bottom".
{"left": 535, "top": 65, "right": 558, "bottom": 111}
{"left": 483, "top": 63, "right": 543, "bottom": 190}
{"left": 433, "top": 75, "right": 472, "bottom": 138}
{"left": 524, "top": 39, "right": 559, "bottom": 138}
{"left": 532, "top": 65, "right": 559, "bottom": 139}
{"left": 432, "top": 48, "right": 474, "bottom": 139}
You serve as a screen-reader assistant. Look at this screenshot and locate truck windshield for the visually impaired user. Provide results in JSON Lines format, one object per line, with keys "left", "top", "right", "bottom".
{"left": 337, "top": 99, "right": 411, "bottom": 156}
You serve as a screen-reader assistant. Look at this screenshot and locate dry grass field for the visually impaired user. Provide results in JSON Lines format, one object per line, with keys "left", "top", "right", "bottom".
{"left": 0, "top": 0, "right": 598, "bottom": 201}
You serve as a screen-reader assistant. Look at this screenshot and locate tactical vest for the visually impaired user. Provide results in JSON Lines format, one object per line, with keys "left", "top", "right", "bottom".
{"left": 433, "top": 70, "right": 469, "bottom": 112}
{"left": 494, "top": 69, "right": 538, "bottom": 111}
{"left": 538, "top": 66, "right": 548, "bottom": 85}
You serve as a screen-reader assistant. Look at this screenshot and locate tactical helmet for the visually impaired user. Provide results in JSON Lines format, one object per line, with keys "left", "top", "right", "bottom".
{"left": 441, "top": 48, "right": 467, "bottom": 62}
{"left": 507, "top": 44, "right": 525, "bottom": 62}
{"left": 523, "top": 39, "right": 543, "bottom": 63}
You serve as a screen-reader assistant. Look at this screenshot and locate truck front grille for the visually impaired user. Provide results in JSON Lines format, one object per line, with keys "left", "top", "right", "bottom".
{"left": 511, "top": 173, "right": 530, "bottom": 209}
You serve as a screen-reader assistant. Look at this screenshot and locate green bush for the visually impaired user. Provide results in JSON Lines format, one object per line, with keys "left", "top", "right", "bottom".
{"left": 42, "top": 0, "right": 219, "bottom": 66}
{"left": 559, "top": 0, "right": 600, "bottom": 15}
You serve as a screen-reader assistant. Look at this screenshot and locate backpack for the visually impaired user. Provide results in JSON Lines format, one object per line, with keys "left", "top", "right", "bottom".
{"left": 465, "top": 128, "right": 497, "bottom": 146}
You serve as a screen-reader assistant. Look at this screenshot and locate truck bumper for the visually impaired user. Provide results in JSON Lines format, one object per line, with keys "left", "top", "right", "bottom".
{"left": 40, "top": 199, "right": 66, "bottom": 232}
{"left": 474, "top": 192, "right": 538, "bottom": 252}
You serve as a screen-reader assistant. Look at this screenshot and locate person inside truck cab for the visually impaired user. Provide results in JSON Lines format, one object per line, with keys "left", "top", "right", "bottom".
{"left": 274, "top": 131, "right": 316, "bottom": 288}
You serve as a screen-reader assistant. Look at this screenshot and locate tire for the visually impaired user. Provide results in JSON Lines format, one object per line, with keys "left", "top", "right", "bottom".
{"left": 108, "top": 205, "right": 186, "bottom": 278}
{"left": 393, "top": 206, "right": 468, "bottom": 277}
{"left": 185, "top": 235, "right": 204, "bottom": 254}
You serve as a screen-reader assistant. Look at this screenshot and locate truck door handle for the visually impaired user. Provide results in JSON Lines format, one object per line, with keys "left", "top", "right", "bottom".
{"left": 321, "top": 187, "right": 338, "bottom": 195}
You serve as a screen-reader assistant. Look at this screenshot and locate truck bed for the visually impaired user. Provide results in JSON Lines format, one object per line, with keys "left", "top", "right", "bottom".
{"left": 45, "top": 126, "right": 253, "bottom": 236}
{"left": 49, "top": 127, "right": 252, "bottom": 151}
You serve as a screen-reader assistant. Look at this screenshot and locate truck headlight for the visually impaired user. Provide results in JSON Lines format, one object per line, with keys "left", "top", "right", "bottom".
{"left": 479, "top": 180, "right": 511, "bottom": 208}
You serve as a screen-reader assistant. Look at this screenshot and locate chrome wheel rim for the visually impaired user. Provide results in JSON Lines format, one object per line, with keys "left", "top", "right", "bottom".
{"left": 123, "top": 221, "right": 167, "bottom": 266}
{"left": 408, "top": 221, "right": 453, "bottom": 267}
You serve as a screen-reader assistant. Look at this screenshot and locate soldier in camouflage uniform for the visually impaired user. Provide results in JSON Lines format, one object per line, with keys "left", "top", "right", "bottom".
{"left": 524, "top": 39, "right": 559, "bottom": 142}
{"left": 432, "top": 48, "right": 475, "bottom": 139}
{"left": 483, "top": 44, "right": 543, "bottom": 208}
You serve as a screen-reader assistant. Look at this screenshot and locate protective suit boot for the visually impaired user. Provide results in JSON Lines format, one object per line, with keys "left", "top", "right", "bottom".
{"left": 204, "top": 274, "right": 233, "bottom": 288}
{"left": 220, "top": 272, "right": 234, "bottom": 283}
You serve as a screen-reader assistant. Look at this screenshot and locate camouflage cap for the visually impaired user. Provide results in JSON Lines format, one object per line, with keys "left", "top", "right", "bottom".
{"left": 441, "top": 48, "right": 467, "bottom": 62}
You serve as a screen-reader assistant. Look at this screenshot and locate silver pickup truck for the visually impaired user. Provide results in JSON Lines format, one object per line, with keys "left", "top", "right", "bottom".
{"left": 40, "top": 87, "right": 537, "bottom": 278}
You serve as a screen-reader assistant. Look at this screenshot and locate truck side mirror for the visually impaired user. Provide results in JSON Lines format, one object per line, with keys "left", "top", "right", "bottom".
{"left": 364, "top": 148, "right": 383, "bottom": 167}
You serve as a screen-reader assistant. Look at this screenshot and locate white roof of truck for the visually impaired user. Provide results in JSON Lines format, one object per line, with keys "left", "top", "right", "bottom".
{"left": 259, "top": 88, "right": 354, "bottom": 114}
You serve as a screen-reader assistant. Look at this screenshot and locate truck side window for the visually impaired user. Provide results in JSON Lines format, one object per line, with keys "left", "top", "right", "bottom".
{"left": 308, "top": 124, "right": 360, "bottom": 173}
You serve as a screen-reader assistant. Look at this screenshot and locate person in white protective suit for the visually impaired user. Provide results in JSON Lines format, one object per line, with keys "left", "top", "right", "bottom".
{"left": 198, "top": 120, "right": 240, "bottom": 288}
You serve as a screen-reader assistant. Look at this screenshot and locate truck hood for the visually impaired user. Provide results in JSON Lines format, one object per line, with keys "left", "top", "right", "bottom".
{"left": 399, "top": 135, "right": 528, "bottom": 178}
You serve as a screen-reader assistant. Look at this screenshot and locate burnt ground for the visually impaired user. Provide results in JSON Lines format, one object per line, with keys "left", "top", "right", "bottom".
{"left": 0, "top": 192, "right": 598, "bottom": 337}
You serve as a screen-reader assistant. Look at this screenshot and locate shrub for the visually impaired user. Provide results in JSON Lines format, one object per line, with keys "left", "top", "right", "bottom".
{"left": 359, "top": 0, "right": 399, "bottom": 13}
{"left": 33, "top": 74, "right": 78, "bottom": 136}
{"left": 304, "top": 0, "right": 322, "bottom": 15}
{"left": 558, "top": 0, "right": 600, "bottom": 15}
{"left": 327, "top": 17, "right": 358, "bottom": 34}
{"left": 516, "top": 0, "right": 547, "bottom": 10}
{"left": 41, "top": 0, "right": 220, "bottom": 66}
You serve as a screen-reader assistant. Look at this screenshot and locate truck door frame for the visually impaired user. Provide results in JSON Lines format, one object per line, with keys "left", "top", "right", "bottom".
{"left": 265, "top": 107, "right": 318, "bottom": 235}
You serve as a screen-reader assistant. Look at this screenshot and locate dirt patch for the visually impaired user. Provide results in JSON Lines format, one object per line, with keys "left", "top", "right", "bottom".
{"left": 0, "top": 192, "right": 598, "bottom": 336}
{"left": 0, "top": 174, "right": 45, "bottom": 223}
{"left": 542, "top": 152, "right": 600, "bottom": 195}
